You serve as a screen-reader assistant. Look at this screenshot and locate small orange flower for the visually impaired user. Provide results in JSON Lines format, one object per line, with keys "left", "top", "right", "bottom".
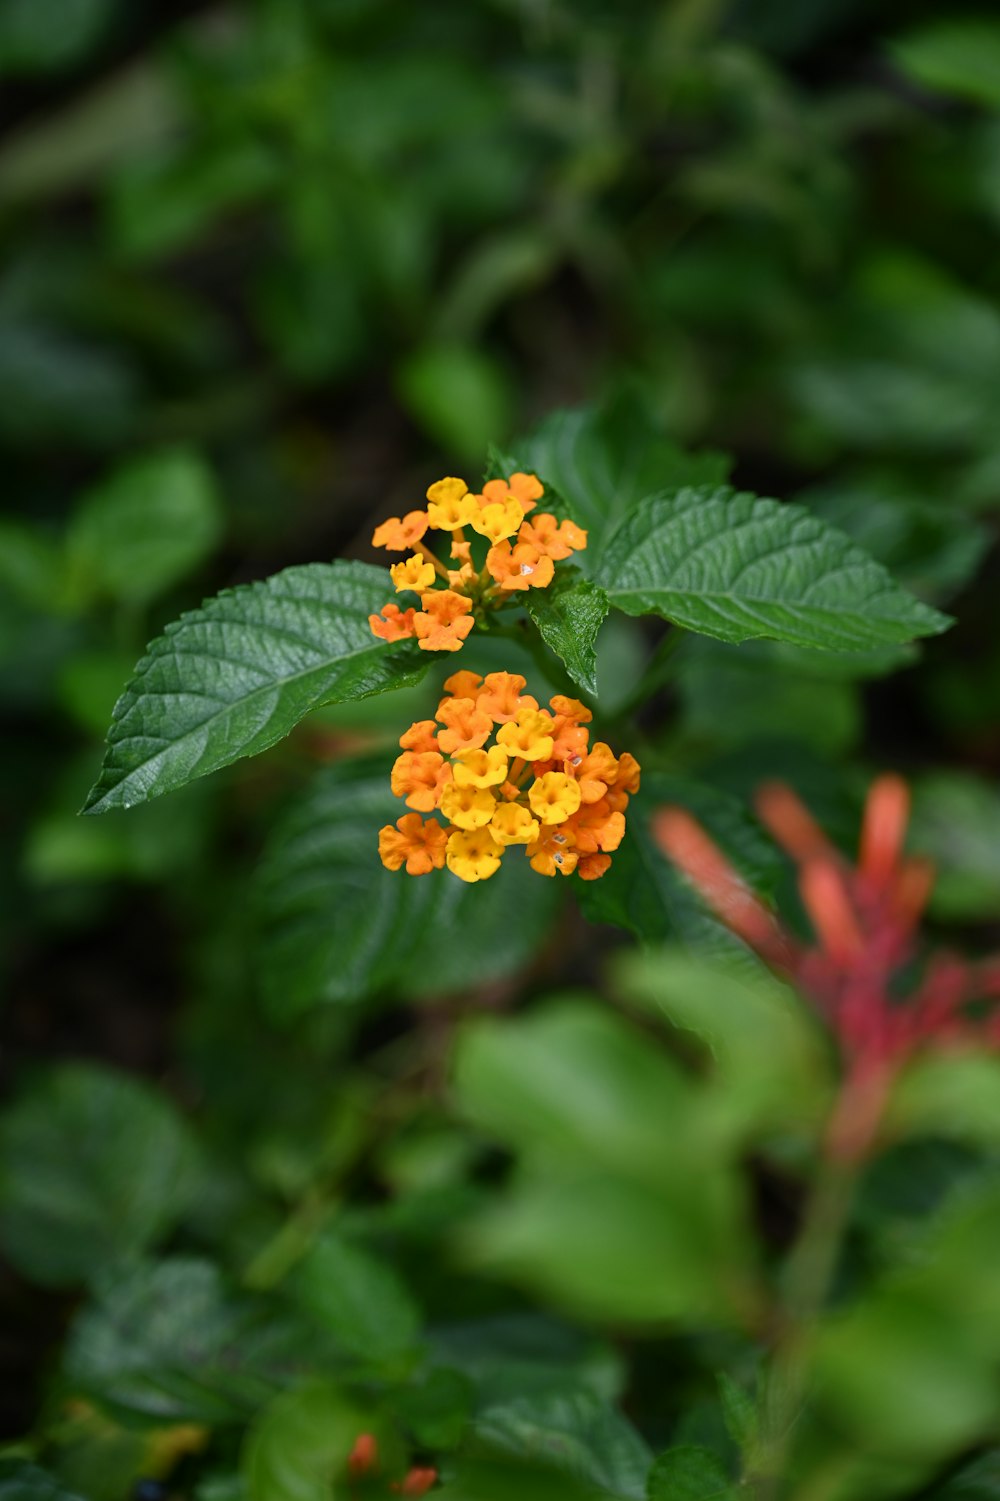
{"left": 414, "top": 590, "right": 474, "bottom": 653}
{"left": 453, "top": 745, "right": 509, "bottom": 788}
{"left": 491, "top": 803, "right": 540, "bottom": 846}
{"left": 615, "top": 751, "right": 642, "bottom": 794}
{"left": 571, "top": 799, "right": 626, "bottom": 854}
{"left": 378, "top": 815, "right": 448, "bottom": 874}
{"left": 439, "top": 781, "right": 497, "bottom": 831}
{"left": 527, "top": 825, "right": 578, "bottom": 877}
{"left": 470, "top": 497, "right": 524, "bottom": 545}
{"left": 391, "top": 554, "right": 437, "bottom": 593}
{"left": 443, "top": 669, "right": 483, "bottom": 698}
{"left": 436, "top": 696, "right": 493, "bottom": 754}
{"left": 528, "top": 771, "right": 583, "bottom": 825}
{"left": 519, "top": 513, "right": 588, "bottom": 560}
{"left": 477, "top": 671, "right": 538, "bottom": 723}
{"left": 549, "top": 695, "right": 593, "bottom": 724}
{"left": 446, "top": 827, "right": 503, "bottom": 882}
{"left": 577, "top": 853, "right": 612, "bottom": 881}
{"left": 369, "top": 603, "right": 418, "bottom": 641}
{"left": 399, "top": 719, "right": 439, "bottom": 753}
{"left": 427, "top": 479, "right": 476, "bottom": 531}
{"left": 372, "top": 511, "right": 429, "bottom": 551}
{"left": 391, "top": 750, "right": 450, "bottom": 812}
{"left": 486, "top": 539, "right": 556, "bottom": 592}
{"left": 508, "top": 471, "right": 544, "bottom": 511}
{"left": 572, "top": 741, "right": 619, "bottom": 803}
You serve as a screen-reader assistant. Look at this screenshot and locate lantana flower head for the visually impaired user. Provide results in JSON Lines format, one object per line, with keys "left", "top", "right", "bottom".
{"left": 368, "top": 470, "right": 586, "bottom": 655}
{"left": 378, "top": 679, "right": 639, "bottom": 884}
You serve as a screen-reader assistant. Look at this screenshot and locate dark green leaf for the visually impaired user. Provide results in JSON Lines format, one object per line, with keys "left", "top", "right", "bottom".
{"left": 574, "top": 771, "right": 780, "bottom": 959}
{"left": 64, "top": 1258, "right": 310, "bottom": 1423}
{"left": 891, "top": 19, "right": 1000, "bottom": 108}
{"left": 242, "top": 1381, "right": 369, "bottom": 1501}
{"left": 513, "top": 397, "right": 729, "bottom": 560}
{"left": 0, "top": 1462, "right": 85, "bottom": 1501}
{"left": 474, "top": 1392, "right": 652, "bottom": 1500}
{"left": 398, "top": 344, "right": 513, "bottom": 463}
{"left": 0, "top": 0, "right": 114, "bottom": 73}
{"left": 595, "top": 488, "right": 950, "bottom": 652}
{"left": 83, "top": 562, "right": 424, "bottom": 814}
{"left": 0, "top": 1064, "right": 195, "bottom": 1286}
{"left": 253, "top": 758, "right": 558, "bottom": 1015}
{"left": 525, "top": 572, "right": 609, "bottom": 697}
{"left": 67, "top": 447, "right": 223, "bottom": 607}
{"left": 647, "top": 1446, "right": 733, "bottom": 1501}
{"left": 288, "top": 1233, "right": 421, "bottom": 1370}
{"left": 911, "top": 773, "right": 1000, "bottom": 921}
{"left": 929, "top": 1450, "right": 1000, "bottom": 1498}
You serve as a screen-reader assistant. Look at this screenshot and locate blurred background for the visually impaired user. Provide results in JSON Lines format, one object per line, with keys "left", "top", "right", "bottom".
{"left": 4, "top": 0, "right": 1000, "bottom": 1482}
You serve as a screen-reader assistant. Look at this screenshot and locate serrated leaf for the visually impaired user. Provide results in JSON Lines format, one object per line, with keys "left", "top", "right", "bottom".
{"left": 647, "top": 1446, "right": 733, "bottom": 1500}
{"left": 525, "top": 571, "right": 608, "bottom": 697}
{"left": 512, "top": 397, "right": 729, "bottom": 561}
{"left": 67, "top": 447, "right": 223, "bottom": 608}
{"left": 252, "top": 758, "right": 559, "bottom": 1015}
{"left": 0, "top": 1064, "right": 195, "bottom": 1287}
{"left": 83, "top": 561, "right": 424, "bottom": 814}
{"left": 64, "top": 1258, "right": 311, "bottom": 1424}
{"left": 288, "top": 1233, "right": 421, "bottom": 1371}
{"left": 594, "top": 488, "right": 951, "bottom": 652}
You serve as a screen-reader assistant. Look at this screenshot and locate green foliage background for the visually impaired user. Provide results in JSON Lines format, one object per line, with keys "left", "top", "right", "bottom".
{"left": 3, "top": 2, "right": 1000, "bottom": 1498}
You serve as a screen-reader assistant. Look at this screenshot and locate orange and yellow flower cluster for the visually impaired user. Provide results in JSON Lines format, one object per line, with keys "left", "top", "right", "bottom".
{"left": 378, "top": 672, "right": 640, "bottom": 883}
{"left": 368, "top": 472, "right": 587, "bottom": 653}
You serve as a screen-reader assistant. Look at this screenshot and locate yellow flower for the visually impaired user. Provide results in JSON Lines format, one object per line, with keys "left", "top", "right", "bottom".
{"left": 446, "top": 827, "right": 503, "bottom": 882}
{"left": 529, "top": 771, "right": 583, "bottom": 825}
{"left": 390, "top": 554, "right": 436, "bottom": 593}
{"left": 439, "top": 781, "right": 497, "bottom": 831}
{"left": 491, "top": 803, "right": 540, "bottom": 846}
{"left": 453, "top": 745, "right": 509, "bottom": 789}
{"left": 469, "top": 497, "right": 524, "bottom": 545}
{"left": 496, "top": 709, "right": 555, "bottom": 762}
{"left": 427, "top": 478, "right": 476, "bottom": 531}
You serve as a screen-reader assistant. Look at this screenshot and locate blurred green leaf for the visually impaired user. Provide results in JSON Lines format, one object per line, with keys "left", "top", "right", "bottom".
{"left": 67, "top": 448, "right": 223, "bottom": 608}
{"left": 0, "top": 1064, "right": 195, "bottom": 1286}
{"left": 514, "top": 398, "right": 729, "bottom": 561}
{"left": 241, "top": 1381, "right": 367, "bottom": 1501}
{"left": 0, "top": 0, "right": 115, "bottom": 73}
{"left": 398, "top": 344, "right": 513, "bottom": 463}
{"left": 891, "top": 18, "right": 1000, "bottom": 108}
{"left": 110, "top": 143, "right": 279, "bottom": 261}
{"left": 0, "top": 320, "right": 139, "bottom": 449}
{"left": 253, "top": 757, "right": 558, "bottom": 1014}
{"left": 64, "top": 1258, "right": 309, "bottom": 1424}
{"left": 474, "top": 1392, "right": 652, "bottom": 1500}
{"left": 614, "top": 949, "right": 833, "bottom": 1140}
{"left": 595, "top": 488, "right": 951, "bottom": 652}
{"left": 0, "top": 1461, "right": 84, "bottom": 1501}
{"left": 288, "top": 1232, "right": 422, "bottom": 1371}
{"left": 929, "top": 1451, "right": 1000, "bottom": 1498}
{"left": 82, "top": 562, "right": 425, "bottom": 814}
{"left": 646, "top": 1445, "right": 733, "bottom": 1500}
{"left": 911, "top": 772, "right": 1000, "bottom": 921}
{"left": 525, "top": 572, "right": 608, "bottom": 698}
{"left": 887, "top": 1053, "right": 1000, "bottom": 1149}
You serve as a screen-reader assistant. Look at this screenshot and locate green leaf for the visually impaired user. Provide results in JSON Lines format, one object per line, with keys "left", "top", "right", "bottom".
{"left": 573, "top": 771, "right": 780, "bottom": 959}
{"left": 288, "top": 1233, "right": 422, "bottom": 1371}
{"left": 64, "top": 1258, "right": 310, "bottom": 1424}
{"left": 717, "top": 1374, "right": 758, "bottom": 1455}
{"left": 0, "top": 0, "right": 114, "bottom": 73}
{"left": 647, "top": 1446, "right": 733, "bottom": 1501}
{"left": 474, "top": 1392, "right": 652, "bottom": 1500}
{"left": 0, "top": 1462, "right": 85, "bottom": 1501}
{"left": 242, "top": 1381, "right": 367, "bottom": 1501}
{"left": 0, "top": 1064, "right": 195, "bottom": 1286}
{"left": 614, "top": 949, "right": 833, "bottom": 1140}
{"left": 525, "top": 571, "right": 609, "bottom": 697}
{"left": 911, "top": 773, "right": 1000, "bottom": 921}
{"left": 595, "top": 488, "right": 951, "bottom": 652}
{"left": 929, "top": 1450, "right": 1000, "bottom": 1498}
{"left": 887, "top": 1053, "right": 1000, "bottom": 1150}
{"left": 891, "top": 19, "right": 1000, "bottom": 109}
{"left": 67, "top": 448, "right": 223, "bottom": 608}
{"left": 82, "top": 561, "right": 424, "bottom": 814}
{"left": 253, "top": 758, "right": 559, "bottom": 1015}
{"left": 513, "top": 397, "right": 729, "bottom": 560}
{"left": 398, "top": 343, "right": 513, "bottom": 463}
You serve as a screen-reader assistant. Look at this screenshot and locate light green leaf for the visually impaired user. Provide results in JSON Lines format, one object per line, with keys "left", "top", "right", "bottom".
{"left": 647, "top": 1446, "right": 733, "bottom": 1501}
{"left": 398, "top": 343, "right": 513, "bottom": 463}
{"left": 513, "top": 398, "right": 729, "bottom": 560}
{"left": 891, "top": 19, "right": 1000, "bottom": 108}
{"left": 83, "top": 561, "right": 424, "bottom": 814}
{"left": 253, "top": 758, "right": 558, "bottom": 1015}
{"left": 887, "top": 1053, "right": 1000, "bottom": 1150}
{"left": 67, "top": 447, "right": 223, "bottom": 608}
{"left": 525, "top": 571, "right": 608, "bottom": 697}
{"left": 288, "top": 1233, "right": 421, "bottom": 1371}
{"left": 0, "top": 1064, "right": 195, "bottom": 1286}
{"left": 64, "top": 1258, "right": 307, "bottom": 1423}
{"left": 595, "top": 488, "right": 950, "bottom": 652}
{"left": 911, "top": 773, "right": 1000, "bottom": 921}
{"left": 242, "top": 1382, "right": 367, "bottom": 1501}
